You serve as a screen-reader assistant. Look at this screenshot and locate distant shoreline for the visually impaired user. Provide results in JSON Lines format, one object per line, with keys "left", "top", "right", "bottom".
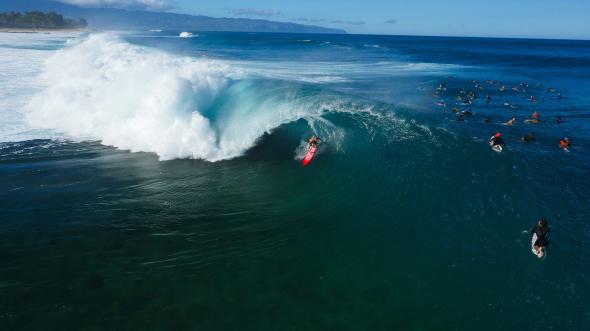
{"left": 0, "top": 28, "right": 86, "bottom": 34}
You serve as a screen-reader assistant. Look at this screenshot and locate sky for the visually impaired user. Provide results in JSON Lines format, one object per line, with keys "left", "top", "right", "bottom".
{"left": 58, "top": 0, "right": 590, "bottom": 39}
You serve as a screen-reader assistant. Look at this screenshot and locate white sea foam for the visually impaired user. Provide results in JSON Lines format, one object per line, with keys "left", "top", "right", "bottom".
{"left": 0, "top": 32, "right": 82, "bottom": 143}
{"left": 24, "top": 34, "right": 232, "bottom": 160}
{"left": 179, "top": 32, "right": 194, "bottom": 38}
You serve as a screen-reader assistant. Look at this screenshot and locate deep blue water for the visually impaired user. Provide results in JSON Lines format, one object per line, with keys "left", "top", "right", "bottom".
{"left": 1, "top": 31, "right": 589, "bottom": 330}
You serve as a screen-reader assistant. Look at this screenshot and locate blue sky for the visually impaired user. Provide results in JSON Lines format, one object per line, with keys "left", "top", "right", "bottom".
{"left": 60, "top": 0, "right": 590, "bottom": 39}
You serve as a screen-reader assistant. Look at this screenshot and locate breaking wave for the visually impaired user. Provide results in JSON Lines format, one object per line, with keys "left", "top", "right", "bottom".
{"left": 23, "top": 34, "right": 339, "bottom": 161}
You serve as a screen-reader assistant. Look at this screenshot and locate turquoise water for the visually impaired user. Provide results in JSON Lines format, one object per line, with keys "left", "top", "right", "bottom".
{"left": 0, "top": 31, "right": 589, "bottom": 330}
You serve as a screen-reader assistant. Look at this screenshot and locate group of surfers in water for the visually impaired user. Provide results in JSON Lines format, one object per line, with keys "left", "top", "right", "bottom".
{"left": 487, "top": 130, "right": 570, "bottom": 150}
{"left": 437, "top": 78, "right": 572, "bottom": 152}
{"left": 443, "top": 80, "right": 558, "bottom": 259}
{"left": 488, "top": 113, "right": 571, "bottom": 151}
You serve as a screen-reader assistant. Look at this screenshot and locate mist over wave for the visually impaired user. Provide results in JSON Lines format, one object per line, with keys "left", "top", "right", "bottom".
{"left": 23, "top": 34, "right": 339, "bottom": 161}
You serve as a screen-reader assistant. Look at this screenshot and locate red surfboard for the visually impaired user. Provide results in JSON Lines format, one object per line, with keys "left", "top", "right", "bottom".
{"left": 302, "top": 145, "right": 318, "bottom": 167}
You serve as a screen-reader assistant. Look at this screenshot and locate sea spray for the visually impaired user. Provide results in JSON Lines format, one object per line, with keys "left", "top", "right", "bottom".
{"left": 23, "top": 34, "right": 232, "bottom": 160}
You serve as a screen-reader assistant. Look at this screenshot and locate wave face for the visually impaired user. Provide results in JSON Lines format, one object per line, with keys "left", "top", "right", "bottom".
{"left": 24, "top": 34, "right": 329, "bottom": 161}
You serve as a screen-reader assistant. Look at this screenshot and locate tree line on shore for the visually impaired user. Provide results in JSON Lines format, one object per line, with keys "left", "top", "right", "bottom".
{"left": 0, "top": 11, "right": 87, "bottom": 29}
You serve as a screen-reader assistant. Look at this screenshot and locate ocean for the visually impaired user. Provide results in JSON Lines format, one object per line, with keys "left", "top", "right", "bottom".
{"left": 1, "top": 30, "right": 589, "bottom": 330}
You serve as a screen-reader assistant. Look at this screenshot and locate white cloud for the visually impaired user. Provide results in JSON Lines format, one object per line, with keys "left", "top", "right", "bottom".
{"left": 227, "top": 8, "right": 283, "bottom": 18}
{"left": 56, "top": 0, "right": 172, "bottom": 11}
{"left": 293, "top": 17, "right": 365, "bottom": 26}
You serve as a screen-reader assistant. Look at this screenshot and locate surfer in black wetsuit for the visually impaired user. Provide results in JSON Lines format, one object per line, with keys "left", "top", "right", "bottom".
{"left": 531, "top": 219, "right": 550, "bottom": 257}
{"left": 461, "top": 109, "right": 473, "bottom": 116}
{"left": 521, "top": 133, "right": 535, "bottom": 143}
{"left": 489, "top": 132, "right": 505, "bottom": 146}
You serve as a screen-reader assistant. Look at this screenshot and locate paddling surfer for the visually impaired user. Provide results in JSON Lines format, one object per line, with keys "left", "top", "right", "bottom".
{"left": 489, "top": 132, "right": 505, "bottom": 147}
{"left": 530, "top": 219, "right": 550, "bottom": 258}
